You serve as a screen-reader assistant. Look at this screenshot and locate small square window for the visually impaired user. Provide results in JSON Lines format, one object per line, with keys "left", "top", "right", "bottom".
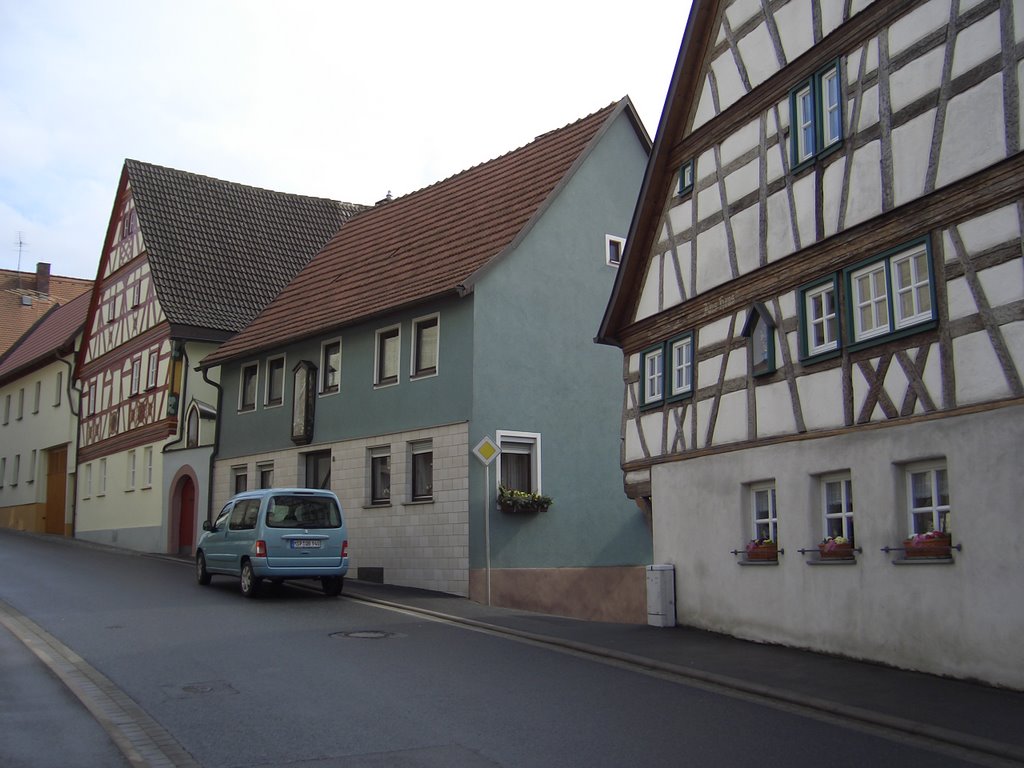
{"left": 370, "top": 447, "right": 391, "bottom": 504}
{"left": 845, "top": 240, "right": 934, "bottom": 346}
{"left": 412, "top": 316, "right": 439, "bottom": 378}
{"left": 410, "top": 441, "right": 433, "bottom": 501}
{"left": 232, "top": 466, "right": 248, "bottom": 494}
{"left": 375, "top": 327, "right": 400, "bottom": 386}
{"left": 606, "top": 235, "right": 625, "bottom": 267}
{"left": 800, "top": 277, "right": 840, "bottom": 360}
{"left": 669, "top": 334, "right": 694, "bottom": 398}
{"left": 790, "top": 60, "right": 843, "bottom": 168}
{"left": 641, "top": 345, "right": 665, "bottom": 406}
{"left": 130, "top": 358, "right": 142, "bottom": 396}
{"left": 907, "top": 462, "right": 950, "bottom": 535}
{"left": 266, "top": 356, "right": 285, "bottom": 407}
{"left": 822, "top": 473, "right": 854, "bottom": 544}
{"left": 497, "top": 431, "right": 541, "bottom": 495}
{"left": 751, "top": 482, "right": 778, "bottom": 542}
{"left": 147, "top": 352, "right": 159, "bottom": 390}
{"left": 321, "top": 340, "right": 342, "bottom": 394}
{"left": 239, "top": 363, "right": 258, "bottom": 412}
{"left": 259, "top": 464, "right": 274, "bottom": 489}
{"left": 677, "top": 160, "right": 694, "bottom": 196}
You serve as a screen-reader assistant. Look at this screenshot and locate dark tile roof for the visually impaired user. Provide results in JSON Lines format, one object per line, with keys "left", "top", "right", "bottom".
{"left": 0, "top": 269, "right": 93, "bottom": 356}
{"left": 125, "top": 159, "right": 367, "bottom": 334}
{"left": 204, "top": 99, "right": 639, "bottom": 366}
{"left": 0, "top": 289, "right": 92, "bottom": 384}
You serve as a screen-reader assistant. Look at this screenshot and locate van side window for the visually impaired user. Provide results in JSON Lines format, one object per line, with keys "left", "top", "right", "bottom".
{"left": 229, "top": 499, "right": 259, "bottom": 531}
{"left": 214, "top": 505, "right": 232, "bottom": 530}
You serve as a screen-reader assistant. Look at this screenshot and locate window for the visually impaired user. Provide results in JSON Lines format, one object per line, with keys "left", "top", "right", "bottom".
{"left": 10, "top": 455, "right": 20, "bottom": 485}
{"left": 3, "top": 394, "right": 9, "bottom": 424}
{"left": 822, "top": 474, "right": 854, "bottom": 544}
{"left": 497, "top": 431, "right": 541, "bottom": 494}
{"left": 131, "top": 281, "right": 141, "bottom": 308}
{"left": 370, "top": 447, "right": 391, "bottom": 504}
{"left": 845, "top": 240, "right": 934, "bottom": 345}
{"left": 790, "top": 60, "right": 843, "bottom": 167}
{"left": 54, "top": 371, "right": 63, "bottom": 407}
{"left": 186, "top": 408, "right": 199, "bottom": 448}
{"left": 143, "top": 447, "right": 153, "bottom": 488}
{"left": 266, "top": 356, "right": 285, "bottom": 407}
{"left": 127, "top": 450, "right": 136, "bottom": 490}
{"left": 291, "top": 360, "right": 316, "bottom": 445}
{"left": 130, "top": 357, "right": 142, "bottom": 396}
{"left": 239, "top": 363, "right": 258, "bottom": 412}
{"left": 375, "top": 326, "right": 400, "bottom": 386}
{"left": 321, "top": 339, "right": 341, "bottom": 394}
{"left": 641, "top": 344, "right": 665, "bottom": 406}
{"left": 17, "top": 388, "right": 24, "bottom": 419}
{"left": 606, "top": 235, "right": 625, "bottom": 267}
{"left": 229, "top": 499, "right": 260, "bottom": 531}
{"left": 410, "top": 441, "right": 433, "bottom": 501}
{"left": 305, "top": 450, "right": 331, "bottom": 489}
{"left": 751, "top": 482, "right": 778, "bottom": 541}
{"left": 258, "top": 464, "right": 274, "bottom": 489}
{"left": 27, "top": 450, "right": 36, "bottom": 484}
{"left": 87, "top": 382, "right": 97, "bottom": 416}
{"left": 669, "top": 334, "right": 694, "bottom": 399}
{"left": 742, "top": 303, "right": 777, "bottom": 377}
{"left": 907, "top": 462, "right": 950, "bottom": 535}
{"left": 677, "top": 159, "right": 694, "bottom": 196}
{"left": 32, "top": 381, "right": 40, "bottom": 414}
{"left": 0, "top": 457, "right": 5, "bottom": 488}
{"left": 800, "top": 278, "right": 839, "bottom": 359}
{"left": 82, "top": 463, "right": 91, "bottom": 498}
{"left": 147, "top": 352, "right": 158, "bottom": 390}
{"left": 232, "top": 466, "right": 248, "bottom": 494}
{"left": 121, "top": 208, "right": 137, "bottom": 240}
{"left": 98, "top": 458, "right": 107, "bottom": 495}
{"left": 412, "top": 316, "right": 439, "bottom": 378}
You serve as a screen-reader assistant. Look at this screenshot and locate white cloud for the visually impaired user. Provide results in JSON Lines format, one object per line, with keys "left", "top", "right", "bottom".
{"left": 0, "top": 0, "right": 688, "bottom": 279}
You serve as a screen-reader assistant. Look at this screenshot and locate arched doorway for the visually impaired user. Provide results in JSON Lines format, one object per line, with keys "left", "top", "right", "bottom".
{"left": 177, "top": 476, "right": 196, "bottom": 556}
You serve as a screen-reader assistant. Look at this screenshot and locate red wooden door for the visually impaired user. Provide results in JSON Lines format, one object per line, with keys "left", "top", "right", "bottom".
{"left": 178, "top": 477, "right": 196, "bottom": 555}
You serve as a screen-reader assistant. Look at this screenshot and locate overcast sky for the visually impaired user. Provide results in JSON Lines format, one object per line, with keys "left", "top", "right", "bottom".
{"left": 0, "top": 1, "right": 688, "bottom": 280}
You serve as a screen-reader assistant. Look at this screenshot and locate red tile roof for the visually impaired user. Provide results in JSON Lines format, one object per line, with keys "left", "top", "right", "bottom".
{"left": 0, "top": 289, "right": 92, "bottom": 384}
{"left": 0, "top": 268, "right": 93, "bottom": 356}
{"left": 204, "top": 99, "right": 636, "bottom": 367}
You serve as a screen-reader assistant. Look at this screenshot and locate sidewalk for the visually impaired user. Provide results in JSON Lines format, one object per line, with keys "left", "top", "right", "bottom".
{"left": 344, "top": 580, "right": 1024, "bottom": 765}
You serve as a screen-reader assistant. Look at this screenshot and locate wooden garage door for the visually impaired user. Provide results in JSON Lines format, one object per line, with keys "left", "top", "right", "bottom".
{"left": 45, "top": 446, "right": 68, "bottom": 536}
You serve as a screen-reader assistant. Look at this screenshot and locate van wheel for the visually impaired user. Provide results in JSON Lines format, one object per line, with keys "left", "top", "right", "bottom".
{"left": 322, "top": 576, "right": 343, "bottom": 597}
{"left": 240, "top": 561, "right": 261, "bottom": 598}
{"left": 196, "top": 552, "right": 211, "bottom": 586}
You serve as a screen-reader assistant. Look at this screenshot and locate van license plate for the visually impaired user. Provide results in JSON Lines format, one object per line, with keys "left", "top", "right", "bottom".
{"left": 291, "top": 540, "right": 322, "bottom": 549}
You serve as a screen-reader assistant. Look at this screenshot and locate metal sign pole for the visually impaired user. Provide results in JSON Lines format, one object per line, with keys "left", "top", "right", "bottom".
{"left": 484, "top": 463, "right": 491, "bottom": 605}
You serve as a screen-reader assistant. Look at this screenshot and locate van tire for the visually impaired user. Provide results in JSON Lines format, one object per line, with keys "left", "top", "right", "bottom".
{"left": 322, "top": 576, "right": 343, "bottom": 597}
{"left": 240, "top": 560, "right": 261, "bottom": 598}
{"left": 196, "top": 552, "right": 211, "bottom": 585}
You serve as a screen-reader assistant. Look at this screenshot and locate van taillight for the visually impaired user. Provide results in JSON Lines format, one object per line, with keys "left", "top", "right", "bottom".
{"left": 255, "top": 540, "right": 267, "bottom": 557}
{"left": 341, "top": 540, "right": 348, "bottom": 558}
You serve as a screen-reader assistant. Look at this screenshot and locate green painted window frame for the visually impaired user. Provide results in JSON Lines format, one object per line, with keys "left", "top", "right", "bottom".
{"left": 640, "top": 343, "right": 665, "bottom": 408}
{"left": 677, "top": 159, "right": 694, "bottom": 197}
{"left": 789, "top": 59, "right": 844, "bottom": 172}
{"left": 842, "top": 238, "right": 937, "bottom": 351}
{"left": 797, "top": 275, "right": 842, "bottom": 363}
{"left": 667, "top": 332, "right": 695, "bottom": 402}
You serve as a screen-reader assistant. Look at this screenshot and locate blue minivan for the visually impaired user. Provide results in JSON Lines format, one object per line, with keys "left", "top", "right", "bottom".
{"left": 196, "top": 488, "right": 349, "bottom": 597}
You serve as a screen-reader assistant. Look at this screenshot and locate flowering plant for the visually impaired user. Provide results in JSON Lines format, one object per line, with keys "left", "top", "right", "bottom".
{"left": 497, "top": 485, "right": 552, "bottom": 513}
{"left": 905, "top": 530, "right": 949, "bottom": 545}
{"left": 745, "top": 537, "right": 777, "bottom": 560}
{"left": 819, "top": 535, "right": 854, "bottom": 559}
{"left": 747, "top": 537, "right": 774, "bottom": 550}
{"left": 903, "top": 530, "right": 952, "bottom": 558}
{"left": 820, "top": 535, "right": 849, "bottom": 550}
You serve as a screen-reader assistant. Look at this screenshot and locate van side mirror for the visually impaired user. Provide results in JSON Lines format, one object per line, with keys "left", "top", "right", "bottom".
{"left": 202, "top": 520, "right": 213, "bottom": 532}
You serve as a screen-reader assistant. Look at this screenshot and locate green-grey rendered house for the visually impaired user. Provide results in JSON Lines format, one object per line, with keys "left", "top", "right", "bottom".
{"left": 200, "top": 99, "right": 654, "bottom": 621}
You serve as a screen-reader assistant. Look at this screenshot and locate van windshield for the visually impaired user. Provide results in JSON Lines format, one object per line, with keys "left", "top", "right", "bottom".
{"left": 266, "top": 495, "right": 342, "bottom": 529}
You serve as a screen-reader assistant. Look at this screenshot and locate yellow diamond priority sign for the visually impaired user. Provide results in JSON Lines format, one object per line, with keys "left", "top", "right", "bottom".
{"left": 473, "top": 436, "right": 500, "bottom": 466}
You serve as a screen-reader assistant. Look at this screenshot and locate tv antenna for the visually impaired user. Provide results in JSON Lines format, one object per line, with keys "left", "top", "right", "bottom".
{"left": 14, "top": 232, "right": 28, "bottom": 289}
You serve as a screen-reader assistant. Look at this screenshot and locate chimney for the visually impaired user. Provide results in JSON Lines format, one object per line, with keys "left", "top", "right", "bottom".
{"left": 36, "top": 262, "right": 50, "bottom": 295}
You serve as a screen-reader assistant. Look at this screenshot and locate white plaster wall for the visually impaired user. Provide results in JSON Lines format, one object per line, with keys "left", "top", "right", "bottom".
{"left": 796, "top": 367, "right": 844, "bottom": 431}
{"left": 775, "top": 0, "right": 815, "bottom": 64}
{"left": 737, "top": 22, "right": 777, "bottom": 89}
{"left": 844, "top": 140, "right": 883, "bottom": 230}
{"left": 950, "top": 203, "right": 1021, "bottom": 256}
{"left": 755, "top": 380, "right": 795, "bottom": 437}
{"left": 952, "top": 10, "right": 1001, "bottom": 79}
{"left": 954, "top": 330, "right": 1013, "bottom": 404}
{"left": 936, "top": 74, "right": 1006, "bottom": 189}
{"left": 696, "top": 222, "right": 732, "bottom": 294}
{"left": 891, "top": 110, "right": 935, "bottom": 208}
{"left": 77, "top": 441, "right": 165, "bottom": 534}
{"left": 888, "top": 0, "right": 950, "bottom": 59}
{"left": 651, "top": 406, "right": 1024, "bottom": 688}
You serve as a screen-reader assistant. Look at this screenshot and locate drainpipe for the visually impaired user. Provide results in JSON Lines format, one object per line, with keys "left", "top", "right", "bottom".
{"left": 200, "top": 364, "right": 222, "bottom": 528}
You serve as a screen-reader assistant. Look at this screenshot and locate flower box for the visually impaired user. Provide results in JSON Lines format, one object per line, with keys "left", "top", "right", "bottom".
{"left": 745, "top": 541, "right": 778, "bottom": 561}
{"left": 819, "top": 538, "right": 854, "bottom": 560}
{"left": 904, "top": 531, "right": 952, "bottom": 558}
{"left": 497, "top": 486, "right": 552, "bottom": 514}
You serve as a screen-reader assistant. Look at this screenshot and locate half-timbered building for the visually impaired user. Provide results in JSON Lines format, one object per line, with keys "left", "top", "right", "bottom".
{"left": 74, "top": 160, "right": 364, "bottom": 554}
{"left": 598, "top": 0, "right": 1024, "bottom": 687}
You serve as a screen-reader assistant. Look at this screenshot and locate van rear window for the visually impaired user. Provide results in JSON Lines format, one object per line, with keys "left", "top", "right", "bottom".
{"left": 266, "top": 495, "right": 342, "bottom": 529}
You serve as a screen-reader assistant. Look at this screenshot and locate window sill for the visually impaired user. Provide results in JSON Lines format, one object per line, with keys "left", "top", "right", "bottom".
{"left": 403, "top": 499, "right": 434, "bottom": 507}
{"left": 807, "top": 558, "right": 857, "bottom": 566}
{"left": 364, "top": 502, "right": 392, "bottom": 510}
{"left": 892, "top": 557, "right": 954, "bottom": 565}
{"left": 738, "top": 559, "right": 779, "bottom": 566}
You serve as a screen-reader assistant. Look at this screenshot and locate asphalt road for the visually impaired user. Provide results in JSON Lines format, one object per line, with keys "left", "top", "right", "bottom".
{"left": 0, "top": 531, "right": 991, "bottom": 768}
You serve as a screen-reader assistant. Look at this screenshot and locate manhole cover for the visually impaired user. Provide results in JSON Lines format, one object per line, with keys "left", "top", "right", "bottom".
{"left": 330, "top": 630, "right": 396, "bottom": 640}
